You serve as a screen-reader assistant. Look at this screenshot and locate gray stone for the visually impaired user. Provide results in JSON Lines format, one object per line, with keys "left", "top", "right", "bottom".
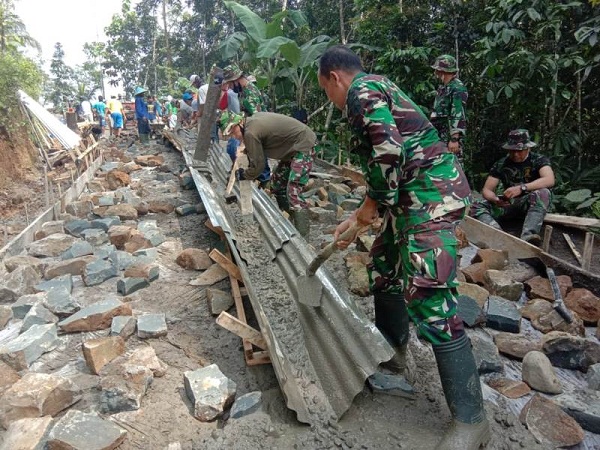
{"left": 230, "top": 391, "right": 263, "bottom": 419}
{"left": 114, "top": 250, "right": 136, "bottom": 270}
{"left": 123, "top": 264, "right": 159, "bottom": 281}
{"left": 12, "top": 292, "right": 46, "bottom": 319}
{"left": 83, "top": 258, "right": 118, "bottom": 286}
{"left": 100, "top": 161, "right": 122, "bottom": 172}
{"left": 44, "top": 287, "right": 80, "bottom": 317}
{"left": 367, "top": 372, "right": 416, "bottom": 399}
{"left": 554, "top": 389, "right": 600, "bottom": 434}
{"left": 44, "top": 256, "right": 94, "bottom": 280}
{"left": 307, "top": 207, "right": 337, "bottom": 224}
{"left": 484, "top": 269, "right": 523, "bottom": 302}
{"left": 110, "top": 315, "right": 136, "bottom": 339}
{"left": 21, "top": 303, "right": 59, "bottom": 332}
{"left": 327, "top": 191, "right": 346, "bottom": 206}
{"left": 97, "top": 195, "right": 116, "bottom": 206}
{"left": 65, "top": 200, "right": 94, "bottom": 218}
{"left": 470, "top": 331, "right": 503, "bottom": 374}
{"left": 587, "top": 363, "right": 600, "bottom": 390}
{"left": 541, "top": 331, "right": 600, "bottom": 372}
{"left": 58, "top": 297, "right": 132, "bottom": 333}
{"left": 1, "top": 416, "right": 53, "bottom": 450}
{"left": 0, "top": 286, "right": 18, "bottom": 304}
{"left": 4, "top": 265, "right": 41, "bottom": 297}
{"left": 100, "top": 359, "right": 153, "bottom": 413}
{"left": 47, "top": 410, "right": 127, "bottom": 450}
{"left": 340, "top": 198, "right": 361, "bottom": 211}
{"left": 117, "top": 277, "right": 149, "bottom": 295}
{"left": 35, "top": 274, "right": 72, "bottom": 294}
{"left": 142, "top": 229, "right": 165, "bottom": 247}
{"left": 38, "top": 220, "right": 65, "bottom": 238}
{"left": 206, "top": 289, "right": 234, "bottom": 316}
{"left": 0, "top": 324, "right": 58, "bottom": 370}
{"left": 94, "top": 243, "right": 117, "bottom": 260}
{"left": 328, "top": 183, "right": 352, "bottom": 195}
{"left": 180, "top": 171, "right": 194, "bottom": 189}
{"left": 91, "top": 216, "right": 121, "bottom": 232}
{"left": 3, "top": 255, "right": 47, "bottom": 274}
{"left": 60, "top": 240, "right": 94, "bottom": 260}
{"left": 0, "top": 305, "right": 13, "bottom": 329}
{"left": 494, "top": 332, "right": 541, "bottom": 360}
{"left": 175, "top": 204, "right": 197, "bottom": 216}
{"left": 457, "top": 295, "right": 486, "bottom": 328}
{"left": 184, "top": 364, "right": 237, "bottom": 421}
{"left": 81, "top": 228, "right": 109, "bottom": 246}
{"left": 137, "top": 314, "right": 167, "bottom": 338}
{"left": 104, "top": 204, "right": 138, "bottom": 220}
{"left": 133, "top": 248, "right": 158, "bottom": 260}
{"left": 28, "top": 233, "right": 77, "bottom": 258}
{"left": 64, "top": 219, "right": 92, "bottom": 237}
{"left": 522, "top": 351, "right": 562, "bottom": 394}
{"left": 486, "top": 295, "right": 521, "bottom": 333}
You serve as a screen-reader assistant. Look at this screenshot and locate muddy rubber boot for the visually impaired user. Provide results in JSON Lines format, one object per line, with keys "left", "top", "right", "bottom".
{"left": 374, "top": 292, "right": 411, "bottom": 376}
{"left": 290, "top": 208, "right": 310, "bottom": 237}
{"left": 433, "top": 334, "right": 491, "bottom": 450}
{"left": 521, "top": 207, "right": 545, "bottom": 246}
{"left": 139, "top": 133, "right": 150, "bottom": 145}
{"left": 475, "top": 211, "right": 502, "bottom": 230}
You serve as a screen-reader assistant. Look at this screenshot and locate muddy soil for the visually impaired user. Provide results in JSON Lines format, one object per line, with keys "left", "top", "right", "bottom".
{"left": 0, "top": 134, "right": 567, "bottom": 450}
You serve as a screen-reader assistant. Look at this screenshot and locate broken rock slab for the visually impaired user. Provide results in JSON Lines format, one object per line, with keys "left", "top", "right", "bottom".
{"left": 456, "top": 282, "right": 489, "bottom": 308}
{"left": 83, "top": 336, "right": 126, "bottom": 375}
{"left": 0, "top": 372, "right": 81, "bottom": 429}
{"left": 541, "top": 331, "right": 600, "bottom": 372}
{"left": 117, "top": 277, "right": 149, "bottom": 296}
{"left": 176, "top": 248, "right": 213, "bottom": 271}
{"left": 486, "top": 296, "right": 521, "bottom": 333}
{"left": 184, "top": 364, "right": 237, "bottom": 422}
{"left": 0, "top": 323, "right": 58, "bottom": 371}
{"left": 0, "top": 286, "right": 18, "bottom": 305}
{"left": 457, "top": 295, "right": 486, "bottom": 328}
{"left": 35, "top": 274, "right": 72, "bottom": 294}
{"left": 44, "top": 287, "right": 80, "bottom": 317}
{"left": 469, "top": 331, "right": 503, "bottom": 374}
{"left": 82, "top": 258, "right": 118, "bottom": 287}
{"left": 519, "top": 394, "right": 584, "bottom": 448}
{"left": 58, "top": 297, "right": 132, "bottom": 333}
{"left": 3, "top": 265, "right": 41, "bottom": 297}
{"left": 494, "top": 332, "right": 540, "bottom": 360}
{"left": 102, "top": 204, "right": 138, "bottom": 221}
{"left": 0, "top": 360, "right": 21, "bottom": 396}
{"left": 0, "top": 416, "right": 53, "bottom": 450}
{"left": 137, "top": 314, "right": 167, "bottom": 338}
{"left": 588, "top": 363, "right": 600, "bottom": 390}
{"left": 21, "top": 303, "right": 59, "bottom": 332}
{"left": 189, "top": 264, "right": 229, "bottom": 287}
{"left": 3, "top": 254, "right": 47, "bottom": 274}
{"left": 554, "top": 389, "right": 600, "bottom": 434}
{"left": 81, "top": 228, "right": 109, "bottom": 246}
{"left": 207, "top": 289, "right": 234, "bottom": 316}
{"left": 60, "top": 240, "right": 94, "bottom": 260}
{"left": 28, "top": 233, "right": 77, "bottom": 258}
{"left": 44, "top": 255, "right": 95, "bottom": 280}
{"left": 47, "top": 410, "right": 127, "bottom": 450}
{"left": 108, "top": 225, "right": 134, "bottom": 250}
{"left": 564, "top": 288, "right": 600, "bottom": 325}
{"left": 483, "top": 269, "right": 523, "bottom": 302}
{"left": 124, "top": 264, "right": 159, "bottom": 281}
{"left": 471, "top": 248, "right": 509, "bottom": 270}
{"left": 525, "top": 275, "right": 572, "bottom": 301}
{"left": 229, "top": 391, "right": 263, "bottom": 419}
{"left": 110, "top": 315, "right": 136, "bottom": 339}
{"left": 486, "top": 377, "right": 531, "bottom": 399}
{"left": 91, "top": 216, "right": 121, "bottom": 232}
{"left": 127, "top": 346, "right": 167, "bottom": 377}
{"left": 0, "top": 305, "right": 13, "bottom": 329}
{"left": 63, "top": 219, "right": 92, "bottom": 238}
{"left": 11, "top": 292, "right": 46, "bottom": 319}
{"left": 522, "top": 351, "right": 562, "bottom": 394}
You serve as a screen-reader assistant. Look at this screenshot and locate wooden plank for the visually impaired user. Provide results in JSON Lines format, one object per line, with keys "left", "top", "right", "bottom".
{"left": 246, "top": 350, "right": 271, "bottom": 366}
{"left": 209, "top": 248, "right": 243, "bottom": 282}
{"left": 194, "top": 66, "right": 222, "bottom": 161}
{"left": 562, "top": 233, "right": 583, "bottom": 265}
{"left": 216, "top": 311, "right": 267, "bottom": 350}
{"left": 544, "top": 213, "right": 600, "bottom": 230}
{"left": 225, "top": 158, "right": 240, "bottom": 195}
{"left": 204, "top": 218, "right": 225, "bottom": 240}
{"left": 239, "top": 180, "right": 253, "bottom": 215}
{"left": 542, "top": 225, "right": 553, "bottom": 252}
{"left": 582, "top": 232, "right": 595, "bottom": 272}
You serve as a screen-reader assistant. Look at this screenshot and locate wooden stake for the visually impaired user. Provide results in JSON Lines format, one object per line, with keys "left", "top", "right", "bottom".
{"left": 582, "top": 232, "right": 595, "bottom": 272}
{"left": 563, "top": 233, "right": 583, "bottom": 266}
{"left": 542, "top": 225, "right": 553, "bottom": 252}
{"left": 209, "top": 248, "right": 243, "bottom": 282}
{"left": 204, "top": 219, "right": 225, "bottom": 240}
{"left": 216, "top": 311, "right": 267, "bottom": 350}
{"left": 225, "top": 158, "right": 240, "bottom": 195}
{"left": 43, "top": 166, "right": 50, "bottom": 208}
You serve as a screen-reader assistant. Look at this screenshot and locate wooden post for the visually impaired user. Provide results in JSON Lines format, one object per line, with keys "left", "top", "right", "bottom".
{"left": 209, "top": 248, "right": 243, "bottom": 282}
{"left": 562, "top": 233, "right": 583, "bottom": 266}
{"left": 43, "top": 166, "right": 50, "bottom": 208}
{"left": 542, "top": 225, "right": 553, "bottom": 252}
{"left": 194, "top": 66, "right": 222, "bottom": 162}
{"left": 582, "top": 232, "right": 595, "bottom": 272}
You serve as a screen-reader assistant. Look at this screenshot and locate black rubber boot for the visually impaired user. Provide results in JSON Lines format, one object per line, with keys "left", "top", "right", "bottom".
{"left": 290, "top": 208, "right": 310, "bottom": 237}
{"left": 433, "top": 334, "right": 491, "bottom": 450}
{"left": 274, "top": 194, "right": 290, "bottom": 213}
{"left": 374, "top": 292, "right": 410, "bottom": 374}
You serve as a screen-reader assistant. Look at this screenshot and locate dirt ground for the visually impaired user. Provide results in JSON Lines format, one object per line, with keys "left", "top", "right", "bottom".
{"left": 0, "top": 133, "right": 595, "bottom": 449}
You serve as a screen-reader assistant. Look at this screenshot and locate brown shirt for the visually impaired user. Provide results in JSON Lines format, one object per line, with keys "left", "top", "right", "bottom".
{"left": 243, "top": 112, "right": 316, "bottom": 179}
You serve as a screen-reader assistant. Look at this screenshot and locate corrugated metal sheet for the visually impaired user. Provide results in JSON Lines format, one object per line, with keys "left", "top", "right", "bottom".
{"left": 178, "top": 139, "right": 394, "bottom": 424}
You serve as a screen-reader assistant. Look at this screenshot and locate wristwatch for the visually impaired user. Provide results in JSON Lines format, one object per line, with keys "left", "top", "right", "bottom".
{"left": 520, "top": 183, "right": 528, "bottom": 193}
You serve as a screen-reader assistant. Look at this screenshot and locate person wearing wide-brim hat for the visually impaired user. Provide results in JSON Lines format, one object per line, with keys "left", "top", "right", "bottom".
{"left": 471, "top": 129, "right": 555, "bottom": 246}
{"left": 134, "top": 86, "right": 151, "bottom": 145}
{"left": 430, "top": 54, "right": 468, "bottom": 162}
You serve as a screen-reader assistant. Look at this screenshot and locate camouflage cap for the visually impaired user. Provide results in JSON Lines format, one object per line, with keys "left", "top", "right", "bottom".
{"left": 502, "top": 129, "right": 537, "bottom": 150}
{"left": 431, "top": 54, "right": 458, "bottom": 73}
{"left": 222, "top": 64, "right": 244, "bottom": 83}
{"left": 219, "top": 110, "right": 244, "bottom": 135}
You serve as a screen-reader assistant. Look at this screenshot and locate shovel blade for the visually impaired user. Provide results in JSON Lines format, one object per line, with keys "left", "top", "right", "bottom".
{"left": 296, "top": 274, "right": 323, "bottom": 307}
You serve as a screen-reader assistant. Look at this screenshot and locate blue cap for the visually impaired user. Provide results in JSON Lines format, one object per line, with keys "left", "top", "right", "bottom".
{"left": 182, "top": 92, "right": 193, "bottom": 101}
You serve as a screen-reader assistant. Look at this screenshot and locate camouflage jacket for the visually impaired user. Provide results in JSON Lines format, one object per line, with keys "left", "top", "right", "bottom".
{"left": 241, "top": 83, "right": 265, "bottom": 116}
{"left": 489, "top": 152, "right": 552, "bottom": 189}
{"left": 430, "top": 77, "right": 468, "bottom": 143}
{"left": 346, "top": 73, "right": 471, "bottom": 231}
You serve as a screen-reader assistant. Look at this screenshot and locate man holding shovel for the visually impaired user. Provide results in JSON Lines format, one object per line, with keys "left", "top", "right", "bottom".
{"left": 219, "top": 111, "right": 316, "bottom": 237}
{"left": 318, "top": 46, "right": 489, "bottom": 450}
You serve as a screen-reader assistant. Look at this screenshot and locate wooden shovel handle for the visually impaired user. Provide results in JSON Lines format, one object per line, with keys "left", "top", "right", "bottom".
{"left": 307, "top": 223, "right": 364, "bottom": 276}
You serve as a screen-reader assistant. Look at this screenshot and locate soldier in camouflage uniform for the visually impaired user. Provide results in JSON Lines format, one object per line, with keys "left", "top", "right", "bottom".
{"left": 318, "top": 45, "right": 489, "bottom": 450}
{"left": 220, "top": 111, "right": 315, "bottom": 236}
{"left": 223, "top": 64, "right": 272, "bottom": 187}
{"left": 471, "top": 129, "right": 555, "bottom": 246}
{"left": 430, "top": 55, "right": 468, "bottom": 162}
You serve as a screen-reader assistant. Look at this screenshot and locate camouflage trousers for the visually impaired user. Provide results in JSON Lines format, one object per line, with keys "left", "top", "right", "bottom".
{"left": 368, "top": 208, "right": 466, "bottom": 344}
{"left": 271, "top": 147, "right": 315, "bottom": 209}
{"left": 470, "top": 188, "right": 552, "bottom": 238}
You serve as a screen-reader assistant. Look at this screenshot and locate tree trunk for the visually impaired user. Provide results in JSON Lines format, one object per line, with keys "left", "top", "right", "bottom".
{"left": 162, "top": 0, "right": 172, "bottom": 89}
{"left": 339, "top": 0, "right": 346, "bottom": 44}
